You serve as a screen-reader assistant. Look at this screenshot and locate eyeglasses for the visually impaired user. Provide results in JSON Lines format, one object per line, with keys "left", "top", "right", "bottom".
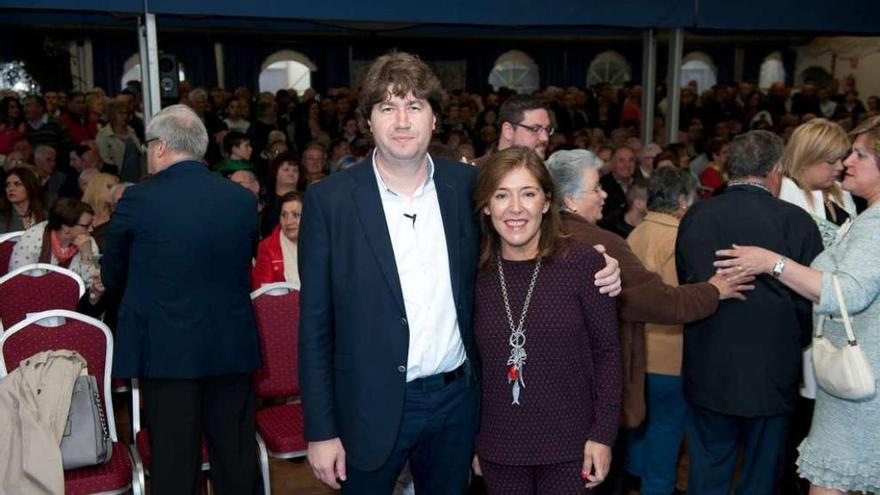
{"left": 140, "top": 137, "right": 160, "bottom": 154}
{"left": 512, "top": 122, "right": 555, "bottom": 136}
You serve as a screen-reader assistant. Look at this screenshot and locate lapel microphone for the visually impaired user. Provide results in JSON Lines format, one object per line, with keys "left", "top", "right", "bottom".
{"left": 403, "top": 213, "right": 417, "bottom": 227}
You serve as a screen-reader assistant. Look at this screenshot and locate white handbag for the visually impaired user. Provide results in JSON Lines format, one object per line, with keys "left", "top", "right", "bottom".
{"left": 812, "top": 274, "right": 876, "bottom": 400}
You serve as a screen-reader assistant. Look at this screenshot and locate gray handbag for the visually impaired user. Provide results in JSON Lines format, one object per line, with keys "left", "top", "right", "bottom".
{"left": 60, "top": 374, "right": 112, "bottom": 469}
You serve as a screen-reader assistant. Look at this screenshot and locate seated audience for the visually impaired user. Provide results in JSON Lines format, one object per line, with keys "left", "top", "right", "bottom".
{"left": 1, "top": 166, "right": 46, "bottom": 234}
{"left": 96, "top": 99, "right": 144, "bottom": 182}
{"left": 81, "top": 172, "right": 119, "bottom": 251}
{"left": 8, "top": 197, "right": 99, "bottom": 287}
{"left": 215, "top": 131, "right": 254, "bottom": 176}
{"left": 251, "top": 191, "right": 302, "bottom": 289}
{"left": 261, "top": 151, "right": 300, "bottom": 237}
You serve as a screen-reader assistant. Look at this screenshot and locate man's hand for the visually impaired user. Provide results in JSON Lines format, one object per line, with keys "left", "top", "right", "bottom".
{"left": 307, "top": 438, "right": 346, "bottom": 489}
{"left": 88, "top": 270, "right": 106, "bottom": 304}
{"left": 593, "top": 244, "right": 622, "bottom": 297}
{"left": 582, "top": 440, "right": 612, "bottom": 489}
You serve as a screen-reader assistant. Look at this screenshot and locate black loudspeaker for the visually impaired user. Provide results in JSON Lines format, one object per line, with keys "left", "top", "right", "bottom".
{"left": 158, "top": 53, "right": 179, "bottom": 100}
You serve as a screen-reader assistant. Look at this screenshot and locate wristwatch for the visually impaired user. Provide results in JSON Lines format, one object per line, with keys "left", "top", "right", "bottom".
{"left": 771, "top": 257, "right": 787, "bottom": 278}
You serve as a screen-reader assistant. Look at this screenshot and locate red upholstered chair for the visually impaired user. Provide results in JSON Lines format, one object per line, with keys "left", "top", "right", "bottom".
{"left": 0, "top": 310, "right": 139, "bottom": 495}
{"left": 251, "top": 282, "right": 305, "bottom": 495}
{"left": 0, "top": 263, "right": 85, "bottom": 331}
{"left": 0, "top": 231, "right": 23, "bottom": 277}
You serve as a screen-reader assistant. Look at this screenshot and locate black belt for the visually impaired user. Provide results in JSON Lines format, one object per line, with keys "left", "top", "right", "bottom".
{"left": 406, "top": 363, "right": 467, "bottom": 392}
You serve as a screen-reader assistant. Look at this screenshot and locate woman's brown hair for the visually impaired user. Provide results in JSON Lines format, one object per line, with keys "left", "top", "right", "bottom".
{"left": 474, "top": 146, "right": 564, "bottom": 270}
{"left": 357, "top": 51, "right": 445, "bottom": 125}
{"left": 1, "top": 167, "right": 46, "bottom": 230}
{"left": 850, "top": 114, "right": 880, "bottom": 167}
{"left": 47, "top": 198, "right": 94, "bottom": 231}
{"left": 268, "top": 151, "right": 301, "bottom": 192}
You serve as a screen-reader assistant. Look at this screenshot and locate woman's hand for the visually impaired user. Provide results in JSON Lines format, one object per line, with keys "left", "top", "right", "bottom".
{"left": 582, "top": 440, "right": 612, "bottom": 489}
{"left": 472, "top": 454, "right": 482, "bottom": 477}
{"left": 714, "top": 244, "right": 778, "bottom": 277}
{"left": 708, "top": 271, "right": 756, "bottom": 300}
{"left": 73, "top": 234, "right": 94, "bottom": 258}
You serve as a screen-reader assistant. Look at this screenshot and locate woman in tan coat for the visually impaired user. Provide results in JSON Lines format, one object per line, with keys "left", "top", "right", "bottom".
{"left": 626, "top": 167, "right": 698, "bottom": 495}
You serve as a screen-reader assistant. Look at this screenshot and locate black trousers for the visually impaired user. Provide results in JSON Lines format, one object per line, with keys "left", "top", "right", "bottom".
{"left": 142, "top": 373, "right": 261, "bottom": 495}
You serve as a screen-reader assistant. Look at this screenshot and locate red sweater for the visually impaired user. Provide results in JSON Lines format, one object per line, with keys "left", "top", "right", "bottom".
{"left": 475, "top": 243, "right": 621, "bottom": 465}
{"left": 251, "top": 225, "right": 285, "bottom": 290}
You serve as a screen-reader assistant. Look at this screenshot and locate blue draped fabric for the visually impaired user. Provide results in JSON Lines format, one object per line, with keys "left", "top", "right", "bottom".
{"left": 2, "top": 0, "right": 693, "bottom": 27}
{"left": 696, "top": 0, "right": 879, "bottom": 34}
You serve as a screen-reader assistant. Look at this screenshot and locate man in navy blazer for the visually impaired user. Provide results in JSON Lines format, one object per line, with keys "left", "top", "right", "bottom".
{"left": 299, "top": 52, "right": 481, "bottom": 494}
{"left": 101, "top": 105, "right": 262, "bottom": 495}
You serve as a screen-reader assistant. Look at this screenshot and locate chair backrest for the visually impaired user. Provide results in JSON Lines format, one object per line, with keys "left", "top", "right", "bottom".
{"left": 251, "top": 283, "right": 300, "bottom": 398}
{"left": 0, "top": 263, "right": 86, "bottom": 331}
{"left": 0, "top": 309, "right": 117, "bottom": 441}
{"left": 0, "top": 231, "right": 23, "bottom": 277}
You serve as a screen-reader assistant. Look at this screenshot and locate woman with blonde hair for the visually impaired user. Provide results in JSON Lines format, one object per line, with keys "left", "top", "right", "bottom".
{"left": 81, "top": 172, "right": 119, "bottom": 250}
{"left": 96, "top": 98, "right": 144, "bottom": 182}
{"left": 780, "top": 118, "right": 857, "bottom": 248}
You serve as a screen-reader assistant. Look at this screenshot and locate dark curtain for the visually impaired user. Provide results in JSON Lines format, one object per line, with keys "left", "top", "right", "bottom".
{"left": 164, "top": 36, "right": 219, "bottom": 88}
{"left": 91, "top": 33, "right": 139, "bottom": 94}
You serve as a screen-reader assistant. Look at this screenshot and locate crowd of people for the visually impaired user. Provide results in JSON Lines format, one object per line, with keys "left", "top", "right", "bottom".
{"left": 1, "top": 49, "right": 879, "bottom": 495}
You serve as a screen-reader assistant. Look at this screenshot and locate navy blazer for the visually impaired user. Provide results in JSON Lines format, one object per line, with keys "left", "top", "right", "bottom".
{"left": 102, "top": 160, "right": 262, "bottom": 379}
{"left": 298, "top": 155, "right": 480, "bottom": 471}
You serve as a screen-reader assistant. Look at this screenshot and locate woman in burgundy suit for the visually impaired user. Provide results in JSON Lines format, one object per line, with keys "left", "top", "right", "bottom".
{"left": 251, "top": 191, "right": 302, "bottom": 290}
{"left": 471, "top": 146, "right": 621, "bottom": 494}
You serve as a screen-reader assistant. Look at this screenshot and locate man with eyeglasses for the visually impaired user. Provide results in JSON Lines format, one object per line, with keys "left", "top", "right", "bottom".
{"left": 472, "top": 94, "right": 554, "bottom": 166}
{"left": 101, "top": 104, "right": 263, "bottom": 494}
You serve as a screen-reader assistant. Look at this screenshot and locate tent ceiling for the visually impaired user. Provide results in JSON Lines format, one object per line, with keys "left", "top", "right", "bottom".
{"left": 1, "top": 0, "right": 878, "bottom": 34}
{"left": 2, "top": 0, "right": 694, "bottom": 28}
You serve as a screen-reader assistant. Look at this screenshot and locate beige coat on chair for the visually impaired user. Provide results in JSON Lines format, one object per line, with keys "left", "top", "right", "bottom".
{"left": 0, "top": 350, "right": 86, "bottom": 495}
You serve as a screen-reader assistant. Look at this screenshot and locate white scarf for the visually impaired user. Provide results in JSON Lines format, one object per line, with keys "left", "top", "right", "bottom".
{"left": 279, "top": 233, "right": 300, "bottom": 290}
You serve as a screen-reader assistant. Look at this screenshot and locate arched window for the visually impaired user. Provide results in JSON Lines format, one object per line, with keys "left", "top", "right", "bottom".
{"left": 587, "top": 51, "right": 631, "bottom": 88}
{"left": 759, "top": 52, "right": 787, "bottom": 90}
{"left": 121, "top": 54, "right": 186, "bottom": 91}
{"left": 489, "top": 50, "right": 539, "bottom": 94}
{"left": 258, "top": 50, "right": 316, "bottom": 95}
{"left": 0, "top": 61, "right": 39, "bottom": 92}
{"left": 799, "top": 66, "right": 832, "bottom": 87}
{"left": 681, "top": 52, "right": 717, "bottom": 94}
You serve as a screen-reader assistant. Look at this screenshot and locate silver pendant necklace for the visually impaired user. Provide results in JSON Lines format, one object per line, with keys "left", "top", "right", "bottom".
{"left": 497, "top": 255, "right": 541, "bottom": 406}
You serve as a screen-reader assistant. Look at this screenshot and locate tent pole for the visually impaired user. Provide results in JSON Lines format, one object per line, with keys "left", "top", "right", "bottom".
{"left": 666, "top": 27, "right": 684, "bottom": 144}
{"left": 138, "top": 10, "right": 161, "bottom": 122}
{"left": 641, "top": 28, "right": 657, "bottom": 145}
{"left": 214, "top": 42, "right": 225, "bottom": 89}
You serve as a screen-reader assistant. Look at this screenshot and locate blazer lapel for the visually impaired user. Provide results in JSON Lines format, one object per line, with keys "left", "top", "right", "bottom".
{"left": 434, "top": 162, "right": 462, "bottom": 308}
{"left": 350, "top": 158, "right": 406, "bottom": 313}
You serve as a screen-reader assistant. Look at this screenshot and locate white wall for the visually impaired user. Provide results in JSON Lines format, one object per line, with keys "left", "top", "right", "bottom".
{"left": 795, "top": 37, "right": 880, "bottom": 99}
